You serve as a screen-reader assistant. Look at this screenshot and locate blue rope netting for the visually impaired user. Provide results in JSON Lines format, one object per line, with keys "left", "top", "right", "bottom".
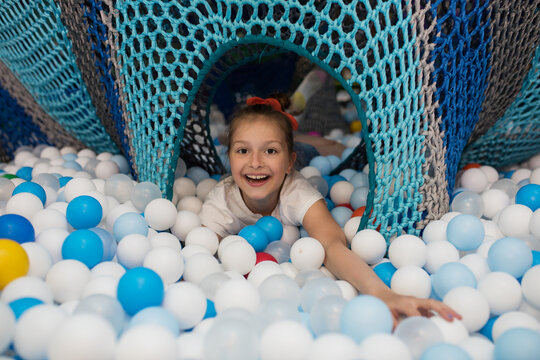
{"left": 0, "top": 0, "right": 117, "bottom": 153}
{"left": 0, "top": 85, "right": 50, "bottom": 159}
{"left": 112, "top": 0, "right": 427, "bottom": 238}
{"left": 82, "top": 0, "right": 135, "bottom": 175}
{"left": 428, "top": 0, "right": 492, "bottom": 192}
{"left": 461, "top": 44, "right": 540, "bottom": 167}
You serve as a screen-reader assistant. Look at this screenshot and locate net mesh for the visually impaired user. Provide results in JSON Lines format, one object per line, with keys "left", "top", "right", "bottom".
{"left": 0, "top": 0, "right": 117, "bottom": 153}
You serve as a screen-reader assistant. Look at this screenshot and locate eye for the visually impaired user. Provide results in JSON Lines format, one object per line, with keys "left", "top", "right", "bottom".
{"left": 266, "top": 148, "right": 278, "bottom": 155}
{"left": 236, "top": 148, "right": 248, "bottom": 154}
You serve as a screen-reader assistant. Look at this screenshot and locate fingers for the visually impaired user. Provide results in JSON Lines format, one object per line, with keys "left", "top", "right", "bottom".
{"left": 418, "top": 299, "right": 462, "bottom": 321}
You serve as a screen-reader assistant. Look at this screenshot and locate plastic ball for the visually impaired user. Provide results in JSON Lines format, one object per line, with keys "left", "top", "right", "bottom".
{"left": 394, "top": 316, "right": 444, "bottom": 359}
{"left": 0, "top": 213, "right": 36, "bottom": 244}
{"left": 46, "top": 260, "right": 91, "bottom": 303}
{"left": 330, "top": 206, "right": 353, "bottom": 227}
{"left": 430, "top": 316, "right": 469, "bottom": 344}
{"left": 443, "top": 286, "right": 489, "bottom": 332}
{"left": 163, "top": 281, "right": 206, "bottom": 330}
{"left": 259, "top": 320, "right": 313, "bottom": 360}
{"left": 116, "top": 234, "right": 152, "bottom": 269}
{"left": 259, "top": 274, "right": 301, "bottom": 307}
{"left": 74, "top": 294, "right": 126, "bottom": 335}
{"left": 263, "top": 240, "right": 291, "bottom": 263}
{"left": 256, "top": 216, "right": 283, "bottom": 242}
{"left": 309, "top": 295, "right": 347, "bottom": 335}
{"left": 358, "top": 333, "right": 412, "bottom": 360}
{"left": 117, "top": 267, "right": 164, "bottom": 316}
{"left": 185, "top": 226, "right": 219, "bottom": 255}
{"left": 492, "top": 311, "right": 540, "bottom": 341}
{"left": 301, "top": 276, "right": 341, "bottom": 312}
{"left": 131, "top": 181, "right": 162, "bottom": 212}
{"left": 290, "top": 237, "right": 325, "bottom": 271}
{"left": 459, "top": 253, "right": 490, "bottom": 282}
{"left": 373, "top": 261, "right": 397, "bottom": 287}
{"left": 62, "top": 229, "right": 104, "bottom": 268}
{"left": 176, "top": 195, "right": 203, "bottom": 213}
{"left": 103, "top": 174, "right": 134, "bottom": 203}
{"left": 460, "top": 168, "right": 489, "bottom": 193}
{"left": 214, "top": 278, "right": 260, "bottom": 314}
{"left": 170, "top": 210, "right": 201, "bottom": 241}
{"left": 113, "top": 212, "right": 149, "bottom": 241}
{"left": 89, "top": 227, "right": 117, "bottom": 261}
{"left": 0, "top": 177, "right": 15, "bottom": 201}
{"left": 351, "top": 229, "right": 387, "bottom": 265}
{"left": 203, "top": 315, "right": 259, "bottom": 360}
{"left": 0, "top": 302, "right": 14, "bottom": 353}
{"left": 422, "top": 219, "right": 448, "bottom": 243}
{"left": 8, "top": 297, "right": 44, "bottom": 319}
{"left": 340, "top": 295, "right": 393, "bottom": 343}
{"left": 424, "top": 241, "right": 459, "bottom": 274}
{"left": 391, "top": 266, "right": 431, "bottom": 298}
{"left": 307, "top": 333, "right": 358, "bottom": 360}
{"left": 481, "top": 189, "right": 510, "bottom": 219}
{"left": 195, "top": 178, "right": 218, "bottom": 202}
{"left": 451, "top": 190, "right": 484, "bottom": 218}
{"left": 309, "top": 156, "right": 332, "bottom": 176}
{"left": 307, "top": 175, "right": 329, "bottom": 197}
{"left": 22, "top": 242, "right": 53, "bottom": 278}
{"left": 129, "top": 306, "right": 180, "bottom": 336}
{"left": 515, "top": 184, "right": 540, "bottom": 212}
{"left": 63, "top": 177, "right": 96, "bottom": 202}
{"left": 487, "top": 237, "right": 532, "bottom": 278}
{"left": 94, "top": 160, "right": 120, "bottom": 179}
{"left": 497, "top": 204, "right": 533, "bottom": 238}
{"left": 31, "top": 208, "right": 68, "bottom": 235}
{"left": 247, "top": 261, "right": 283, "bottom": 287}
{"left": 186, "top": 166, "right": 210, "bottom": 185}
{"left": 143, "top": 247, "right": 185, "bottom": 285}
{"left": 478, "top": 272, "right": 522, "bottom": 315}
{"left": 239, "top": 224, "right": 269, "bottom": 252}
{"left": 5, "top": 192, "right": 44, "bottom": 221}
{"left": 12, "top": 181, "right": 47, "bottom": 205}
{"left": 522, "top": 265, "right": 540, "bottom": 310}
{"left": 388, "top": 234, "right": 427, "bottom": 268}
{"left": 329, "top": 181, "right": 354, "bottom": 205}
{"left": 183, "top": 252, "right": 221, "bottom": 285}
{"left": 494, "top": 327, "right": 540, "bottom": 360}
{"left": 1, "top": 276, "right": 54, "bottom": 304}
{"left": 431, "top": 262, "right": 477, "bottom": 299}
{"left": 446, "top": 214, "right": 484, "bottom": 251}
{"left": 219, "top": 239, "right": 256, "bottom": 275}
{"left": 65, "top": 195, "right": 102, "bottom": 230}
{"left": 420, "top": 343, "right": 471, "bottom": 360}
{"left": 0, "top": 239, "right": 29, "bottom": 289}
{"left": 173, "top": 177, "right": 196, "bottom": 199}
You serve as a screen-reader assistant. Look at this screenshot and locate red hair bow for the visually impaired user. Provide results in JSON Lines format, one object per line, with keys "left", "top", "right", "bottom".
{"left": 246, "top": 96, "right": 299, "bottom": 131}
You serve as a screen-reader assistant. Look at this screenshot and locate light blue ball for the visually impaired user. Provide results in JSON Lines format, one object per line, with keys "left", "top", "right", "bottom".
{"left": 62, "top": 229, "right": 104, "bottom": 268}
{"left": 451, "top": 191, "right": 483, "bottom": 218}
{"left": 487, "top": 237, "right": 533, "bottom": 278}
{"left": 12, "top": 181, "right": 46, "bottom": 205}
{"left": 239, "top": 225, "right": 269, "bottom": 252}
{"left": 63, "top": 160, "right": 83, "bottom": 171}
{"left": 74, "top": 294, "right": 126, "bottom": 335}
{"left": 110, "top": 154, "right": 130, "bottom": 174}
{"left": 186, "top": 166, "right": 210, "bottom": 185}
{"left": 446, "top": 214, "right": 485, "bottom": 251}
{"left": 431, "top": 262, "right": 477, "bottom": 299}
{"left": 307, "top": 176, "right": 329, "bottom": 197}
{"left": 341, "top": 147, "right": 355, "bottom": 161}
{"left": 350, "top": 186, "right": 369, "bottom": 210}
{"left": 113, "top": 212, "right": 149, "bottom": 241}
{"left": 330, "top": 206, "right": 353, "bottom": 228}
{"left": 301, "top": 277, "right": 342, "bottom": 313}
{"left": 339, "top": 169, "right": 357, "bottom": 181}
{"left": 129, "top": 306, "right": 180, "bottom": 336}
{"left": 90, "top": 227, "right": 117, "bottom": 261}
{"left": 255, "top": 216, "right": 283, "bottom": 242}
{"left": 309, "top": 295, "right": 346, "bottom": 336}
{"left": 310, "top": 156, "right": 332, "bottom": 176}
{"left": 131, "top": 182, "right": 162, "bottom": 212}
{"left": 340, "top": 295, "right": 393, "bottom": 343}
{"left": 494, "top": 328, "right": 540, "bottom": 360}
{"left": 66, "top": 195, "right": 102, "bottom": 229}
{"left": 420, "top": 343, "right": 471, "bottom": 360}
{"left": 117, "top": 267, "right": 164, "bottom": 316}
{"left": 326, "top": 155, "right": 341, "bottom": 170}
{"left": 350, "top": 172, "right": 369, "bottom": 188}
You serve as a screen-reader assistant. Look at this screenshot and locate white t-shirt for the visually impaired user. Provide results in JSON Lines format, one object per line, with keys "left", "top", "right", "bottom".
{"left": 199, "top": 170, "right": 323, "bottom": 237}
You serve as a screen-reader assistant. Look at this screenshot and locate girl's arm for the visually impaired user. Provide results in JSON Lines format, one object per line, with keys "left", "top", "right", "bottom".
{"left": 302, "top": 199, "right": 461, "bottom": 326}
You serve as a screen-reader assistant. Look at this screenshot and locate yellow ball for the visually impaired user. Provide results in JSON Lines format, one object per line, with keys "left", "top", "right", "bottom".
{"left": 350, "top": 120, "right": 362, "bottom": 133}
{"left": 0, "top": 239, "right": 29, "bottom": 290}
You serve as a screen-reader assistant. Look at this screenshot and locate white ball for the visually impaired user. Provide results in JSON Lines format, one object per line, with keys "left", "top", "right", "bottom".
{"left": 529, "top": 154, "right": 540, "bottom": 169}
{"left": 335, "top": 280, "right": 358, "bottom": 301}
{"left": 163, "top": 282, "right": 207, "bottom": 330}
{"left": 482, "top": 219, "right": 504, "bottom": 240}
{"left": 31, "top": 208, "right": 68, "bottom": 235}
{"left": 116, "top": 234, "right": 152, "bottom": 269}
{"left": 424, "top": 241, "right": 459, "bottom": 274}
{"left": 173, "top": 177, "right": 196, "bottom": 199}
{"left": 343, "top": 216, "right": 361, "bottom": 244}
{"left": 422, "top": 220, "right": 448, "bottom": 243}
{"left": 459, "top": 336, "right": 494, "bottom": 360}
{"left": 329, "top": 181, "right": 354, "bottom": 205}
{"left": 476, "top": 238, "right": 495, "bottom": 258}
{"left": 46, "top": 260, "right": 91, "bottom": 303}
{"left": 307, "top": 333, "right": 359, "bottom": 360}
{"left": 143, "top": 198, "right": 177, "bottom": 231}
{"left": 443, "top": 287, "right": 490, "bottom": 332}
{"left": 440, "top": 211, "right": 461, "bottom": 222}
{"left": 63, "top": 177, "right": 96, "bottom": 202}
{"left": 459, "top": 254, "right": 490, "bottom": 282}
{"left": 40, "top": 146, "right": 62, "bottom": 160}
{"left": 181, "top": 244, "right": 211, "bottom": 259}
{"left": 247, "top": 261, "right": 283, "bottom": 287}
{"left": 143, "top": 247, "right": 184, "bottom": 285}
{"left": 6, "top": 192, "right": 44, "bottom": 220}
{"left": 530, "top": 209, "right": 540, "bottom": 239}
{"left": 511, "top": 168, "right": 531, "bottom": 184}
{"left": 105, "top": 204, "right": 136, "bottom": 231}
{"left": 0, "top": 301, "right": 16, "bottom": 353}
{"left": 90, "top": 261, "right": 125, "bottom": 279}
{"left": 176, "top": 196, "right": 203, "bottom": 213}
{"left": 497, "top": 204, "right": 533, "bottom": 238}
{"left": 530, "top": 168, "right": 540, "bottom": 185}
{"left": 300, "top": 166, "right": 322, "bottom": 179}
{"left": 390, "top": 266, "right": 431, "bottom": 298}
{"left": 492, "top": 311, "right": 540, "bottom": 341}
{"left": 195, "top": 178, "right": 217, "bottom": 202}
{"left": 22, "top": 242, "right": 53, "bottom": 279}
{"left": 351, "top": 229, "right": 387, "bottom": 265}
{"left": 521, "top": 265, "right": 540, "bottom": 310}
{"left": 149, "top": 232, "right": 182, "bottom": 251}
{"left": 388, "top": 234, "right": 427, "bottom": 268}
{"left": 480, "top": 165, "right": 499, "bottom": 184}
{"left": 176, "top": 332, "right": 204, "bottom": 360}
{"left": 477, "top": 272, "right": 522, "bottom": 315}
{"left": 77, "top": 148, "right": 96, "bottom": 158}
{"left": 460, "top": 168, "right": 488, "bottom": 193}
{"left": 481, "top": 189, "right": 510, "bottom": 219}
{"left": 290, "top": 237, "right": 325, "bottom": 271}
{"left": 259, "top": 320, "right": 314, "bottom": 360}
{"left": 214, "top": 278, "right": 260, "bottom": 313}
{"left": 171, "top": 210, "right": 201, "bottom": 241}
{"left": 217, "top": 235, "right": 244, "bottom": 259}
{"left": 183, "top": 252, "right": 222, "bottom": 285}
{"left": 48, "top": 313, "right": 116, "bottom": 360}
{"left": 81, "top": 275, "right": 119, "bottom": 298}
{"left": 185, "top": 226, "right": 219, "bottom": 255}
{"left": 358, "top": 333, "right": 412, "bottom": 360}
{"left": 115, "top": 324, "right": 177, "bottom": 360}
{"left": 14, "top": 304, "right": 68, "bottom": 360}
{"left": 0, "top": 276, "right": 54, "bottom": 304}
{"left": 94, "top": 160, "right": 120, "bottom": 179}
{"left": 219, "top": 239, "right": 256, "bottom": 275}
{"left": 280, "top": 262, "right": 299, "bottom": 280}
{"left": 430, "top": 316, "right": 469, "bottom": 344}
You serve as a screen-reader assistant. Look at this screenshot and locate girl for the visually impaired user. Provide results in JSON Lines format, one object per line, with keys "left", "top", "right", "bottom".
{"left": 199, "top": 96, "right": 460, "bottom": 325}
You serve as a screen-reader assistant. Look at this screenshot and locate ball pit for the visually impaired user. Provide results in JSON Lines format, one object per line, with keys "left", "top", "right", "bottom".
{"left": 0, "top": 145, "right": 540, "bottom": 359}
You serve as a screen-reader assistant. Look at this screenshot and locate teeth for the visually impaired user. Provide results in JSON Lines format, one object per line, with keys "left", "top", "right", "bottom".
{"left": 246, "top": 175, "right": 267, "bottom": 180}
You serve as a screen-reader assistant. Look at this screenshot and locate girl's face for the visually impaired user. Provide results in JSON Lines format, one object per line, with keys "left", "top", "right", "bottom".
{"left": 229, "top": 116, "right": 296, "bottom": 214}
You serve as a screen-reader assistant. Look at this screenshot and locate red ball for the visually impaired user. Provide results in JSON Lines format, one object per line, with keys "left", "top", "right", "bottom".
{"left": 462, "top": 163, "right": 482, "bottom": 170}
{"left": 337, "top": 203, "right": 354, "bottom": 211}
{"left": 255, "top": 252, "right": 277, "bottom": 264}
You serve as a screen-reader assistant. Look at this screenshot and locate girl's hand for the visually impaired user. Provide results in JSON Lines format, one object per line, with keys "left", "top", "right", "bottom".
{"left": 377, "top": 290, "right": 462, "bottom": 328}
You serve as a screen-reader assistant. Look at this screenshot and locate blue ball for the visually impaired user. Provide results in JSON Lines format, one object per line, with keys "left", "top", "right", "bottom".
{"left": 326, "top": 155, "right": 341, "bottom": 170}
{"left": 255, "top": 216, "right": 283, "bottom": 242}
{"left": 340, "top": 295, "right": 393, "bottom": 343}
{"left": 350, "top": 186, "right": 369, "bottom": 210}
{"left": 8, "top": 297, "right": 44, "bottom": 319}
{"left": 532, "top": 250, "right": 540, "bottom": 267}
{"left": 90, "top": 227, "right": 117, "bottom": 261}
{"left": 15, "top": 167, "right": 32, "bottom": 181}
{"left": 325, "top": 198, "right": 335, "bottom": 211}
{"left": 450, "top": 187, "right": 467, "bottom": 202}
{"left": 186, "top": 166, "right": 210, "bottom": 185}
{"left": 479, "top": 315, "right": 498, "bottom": 341}
{"left": 494, "top": 327, "right": 540, "bottom": 360}
{"left": 204, "top": 298, "right": 216, "bottom": 319}
{"left": 58, "top": 176, "right": 72, "bottom": 188}
{"left": 504, "top": 170, "right": 515, "bottom": 179}
{"left": 129, "top": 306, "right": 180, "bottom": 336}
{"left": 117, "top": 267, "right": 164, "bottom": 316}
{"left": 63, "top": 153, "right": 77, "bottom": 161}
{"left": 339, "top": 169, "right": 357, "bottom": 181}
{"left": 326, "top": 175, "right": 346, "bottom": 189}
{"left": 431, "top": 262, "right": 477, "bottom": 299}
{"left": 330, "top": 206, "right": 353, "bottom": 228}
{"left": 310, "top": 156, "right": 332, "bottom": 176}
{"left": 66, "top": 195, "right": 103, "bottom": 229}
{"left": 63, "top": 160, "right": 82, "bottom": 171}
{"left": 340, "top": 147, "right": 354, "bottom": 161}
{"left": 62, "top": 229, "right": 104, "bottom": 268}
{"left": 420, "top": 343, "right": 471, "bottom": 360}
{"left": 373, "top": 262, "right": 397, "bottom": 288}
{"left": 446, "top": 214, "right": 485, "bottom": 251}
{"left": 487, "top": 237, "right": 533, "bottom": 278}
{"left": 349, "top": 172, "right": 369, "bottom": 188}
{"left": 239, "top": 225, "right": 269, "bottom": 252}
{"left": 0, "top": 213, "right": 35, "bottom": 243}
{"left": 12, "top": 181, "right": 46, "bottom": 205}
{"left": 113, "top": 212, "right": 149, "bottom": 241}
{"left": 515, "top": 184, "right": 540, "bottom": 211}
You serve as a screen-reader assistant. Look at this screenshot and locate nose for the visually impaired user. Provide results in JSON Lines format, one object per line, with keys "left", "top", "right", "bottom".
{"left": 249, "top": 151, "right": 263, "bottom": 168}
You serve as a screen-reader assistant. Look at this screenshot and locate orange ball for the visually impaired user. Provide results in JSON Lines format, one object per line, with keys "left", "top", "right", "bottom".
{"left": 350, "top": 120, "right": 362, "bottom": 133}
{"left": 0, "top": 239, "right": 29, "bottom": 290}
{"left": 462, "top": 163, "right": 482, "bottom": 170}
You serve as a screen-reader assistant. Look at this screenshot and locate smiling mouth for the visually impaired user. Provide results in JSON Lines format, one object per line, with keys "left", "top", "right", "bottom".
{"left": 244, "top": 174, "right": 270, "bottom": 184}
